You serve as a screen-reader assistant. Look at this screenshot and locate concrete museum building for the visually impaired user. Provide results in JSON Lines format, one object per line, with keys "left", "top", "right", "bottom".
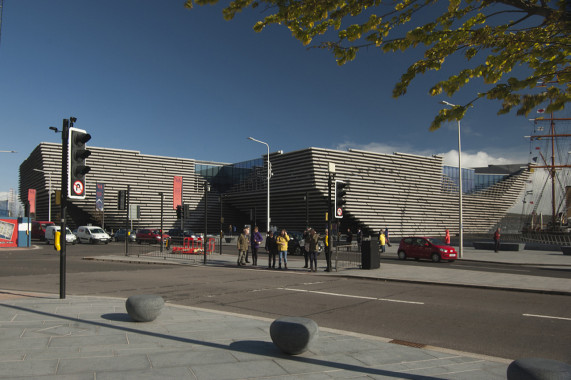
{"left": 20, "top": 142, "right": 530, "bottom": 237}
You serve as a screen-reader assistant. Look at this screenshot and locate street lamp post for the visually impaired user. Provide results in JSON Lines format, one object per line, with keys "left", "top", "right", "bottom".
{"left": 33, "top": 168, "right": 52, "bottom": 222}
{"left": 204, "top": 182, "right": 210, "bottom": 265}
{"left": 440, "top": 100, "right": 463, "bottom": 259}
{"left": 247, "top": 137, "right": 270, "bottom": 235}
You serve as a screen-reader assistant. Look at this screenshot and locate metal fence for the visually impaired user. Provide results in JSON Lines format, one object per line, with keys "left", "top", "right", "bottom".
{"left": 127, "top": 237, "right": 219, "bottom": 264}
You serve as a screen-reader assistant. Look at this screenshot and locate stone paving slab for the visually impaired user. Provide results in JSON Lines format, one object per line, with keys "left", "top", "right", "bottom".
{"left": 0, "top": 294, "right": 510, "bottom": 379}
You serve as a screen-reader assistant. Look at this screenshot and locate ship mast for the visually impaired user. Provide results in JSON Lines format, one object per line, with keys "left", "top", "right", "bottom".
{"left": 528, "top": 112, "right": 571, "bottom": 226}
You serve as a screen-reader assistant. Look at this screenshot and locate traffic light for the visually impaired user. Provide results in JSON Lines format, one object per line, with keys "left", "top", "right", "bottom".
{"left": 118, "top": 190, "right": 127, "bottom": 210}
{"left": 68, "top": 127, "right": 91, "bottom": 199}
{"left": 334, "top": 180, "right": 348, "bottom": 218}
{"left": 176, "top": 205, "right": 183, "bottom": 219}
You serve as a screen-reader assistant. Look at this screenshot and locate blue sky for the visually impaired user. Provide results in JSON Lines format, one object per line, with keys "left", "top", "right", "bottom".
{"left": 0, "top": 0, "right": 555, "bottom": 198}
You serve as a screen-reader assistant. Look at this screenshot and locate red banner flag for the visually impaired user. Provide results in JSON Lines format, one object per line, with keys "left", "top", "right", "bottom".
{"left": 28, "top": 189, "right": 36, "bottom": 214}
{"left": 173, "top": 176, "right": 182, "bottom": 209}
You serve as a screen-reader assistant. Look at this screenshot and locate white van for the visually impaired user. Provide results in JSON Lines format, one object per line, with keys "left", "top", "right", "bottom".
{"left": 76, "top": 226, "right": 111, "bottom": 244}
{"left": 45, "top": 225, "right": 77, "bottom": 245}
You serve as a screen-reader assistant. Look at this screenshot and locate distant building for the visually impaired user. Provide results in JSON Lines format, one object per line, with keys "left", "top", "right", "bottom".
{"left": 20, "top": 143, "right": 530, "bottom": 237}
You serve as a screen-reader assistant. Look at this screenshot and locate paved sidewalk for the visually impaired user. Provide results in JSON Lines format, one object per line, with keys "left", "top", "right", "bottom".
{"left": 1, "top": 245, "right": 568, "bottom": 379}
{"left": 0, "top": 292, "right": 510, "bottom": 379}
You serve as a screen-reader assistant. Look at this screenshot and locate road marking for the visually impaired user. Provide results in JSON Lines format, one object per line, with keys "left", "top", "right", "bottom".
{"left": 459, "top": 264, "right": 530, "bottom": 272}
{"left": 278, "top": 287, "right": 424, "bottom": 305}
{"left": 523, "top": 313, "right": 571, "bottom": 321}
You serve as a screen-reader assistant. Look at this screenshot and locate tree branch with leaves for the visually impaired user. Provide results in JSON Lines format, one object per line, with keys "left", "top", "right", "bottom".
{"left": 185, "top": 0, "right": 570, "bottom": 130}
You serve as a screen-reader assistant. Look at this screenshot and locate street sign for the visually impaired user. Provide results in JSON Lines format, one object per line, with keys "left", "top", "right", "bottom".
{"left": 72, "top": 180, "right": 84, "bottom": 196}
{"left": 336, "top": 207, "right": 343, "bottom": 217}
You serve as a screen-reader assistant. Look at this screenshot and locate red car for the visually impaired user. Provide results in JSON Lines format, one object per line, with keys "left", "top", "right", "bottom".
{"left": 136, "top": 229, "right": 170, "bottom": 244}
{"left": 397, "top": 237, "right": 457, "bottom": 262}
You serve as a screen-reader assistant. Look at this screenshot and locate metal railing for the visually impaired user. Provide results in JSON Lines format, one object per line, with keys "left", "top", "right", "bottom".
{"left": 129, "top": 237, "right": 218, "bottom": 264}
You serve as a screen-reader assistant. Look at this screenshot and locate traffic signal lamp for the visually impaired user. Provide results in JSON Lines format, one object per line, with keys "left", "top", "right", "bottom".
{"left": 334, "top": 180, "right": 348, "bottom": 218}
{"left": 68, "top": 127, "right": 92, "bottom": 199}
{"left": 176, "top": 205, "right": 183, "bottom": 219}
{"left": 118, "top": 190, "right": 127, "bottom": 210}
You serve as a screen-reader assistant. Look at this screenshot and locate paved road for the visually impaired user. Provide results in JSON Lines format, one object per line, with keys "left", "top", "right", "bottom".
{"left": 1, "top": 243, "right": 570, "bottom": 361}
{"left": 381, "top": 256, "right": 571, "bottom": 278}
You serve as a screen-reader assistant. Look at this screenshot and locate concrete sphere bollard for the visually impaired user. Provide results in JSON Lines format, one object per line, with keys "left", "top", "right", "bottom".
{"left": 507, "top": 358, "right": 571, "bottom": 380}
{"left": 270, "top": 316, "right": 318, "bottom": 355}
{"left": 125, "top": 295, "right": 164, "bottom": 322}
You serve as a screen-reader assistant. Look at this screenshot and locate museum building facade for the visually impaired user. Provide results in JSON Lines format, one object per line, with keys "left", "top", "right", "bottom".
{"left": 20, "top": 142, "right": 530, "bottom": 237}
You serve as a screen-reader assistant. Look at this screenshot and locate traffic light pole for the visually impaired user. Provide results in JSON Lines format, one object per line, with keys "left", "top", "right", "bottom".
{"left": 59, "top": 119, "right": 69, "bottom": 299}
{"left": 125, "top": 185, "right": 130, "bottom": 256}
{"left": 327, "top": 173, "right": 334, "bottom": 272}
{"left": 159, "top": 192, "right": 164, "bottom": 254}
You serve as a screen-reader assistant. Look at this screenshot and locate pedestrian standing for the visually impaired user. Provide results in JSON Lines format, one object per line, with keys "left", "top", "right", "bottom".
{"left": 379, "top": 231, "right": 386, "bottom": 253}
{"left": 228, "top": 224, "right": 233, "bottom": 236}
{"left": 302, "top": 227, "right": 311, "bottom": 268}
{"left": 324, "top": 228, "right": 332, "bottom": 272}
{"left": 245, "top": 227, "right": 251, "bottom": 263}
{"left": 346, "top": 228, "right": 353, "bottom": 244}
{"left": 236, "top": 227, "right": 249, "bottom": 266}
{"left": 445, "top": 229, "right": 451, "bottom": 245}
{"left": 357, "top": 228, "right": 363, "bottom": 251}
{"left": 250, "top": 226, "right": 263, "bottom": 266}
{"left": 494, "top": 227, "right": 501, "bottom": 252}
{"left": 276, "top": 229, "right": 289, "bottom": 269}
{"left": 308, "top": 228, "right": 319, "bottom": 272}
{"left": 265, "top": 231, "right": 277, "bottom": 269}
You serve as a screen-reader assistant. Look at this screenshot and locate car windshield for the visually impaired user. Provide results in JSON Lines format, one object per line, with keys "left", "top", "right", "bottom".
{"left": 152, "top": 230, "right": 162, "bottom": 234}
{"left": 427, "top": 238, "right": 447, "bottom": 246}
{"left": 91, "top": 228, "right": 105, "bottom": 234}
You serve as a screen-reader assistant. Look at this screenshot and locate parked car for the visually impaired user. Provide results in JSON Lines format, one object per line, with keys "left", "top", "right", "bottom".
{"left": 136, "top": 229, "right": 170, "bottom": 244}
{"left": 282, "top": 231, "right": 322, "bottom": 255}
{"left": 31, "top": 221, "right": 55, "bottom": 241}
{"left": 167, "top": 229, "right": 197, "bottom": 238}
{"left": 44, "top": 225, "right": 77, "bottom": 245}
{"left": 76, "top": 226, "right": 111, "bottom": 244}
{"left": 285, "top": 231, "right": 303, "bottom": 255}
{"left": 397, "top": 237, "right": 457, "bottom": 262}
{"left": 113, "top": 229, "right": 136, "bottom": 242}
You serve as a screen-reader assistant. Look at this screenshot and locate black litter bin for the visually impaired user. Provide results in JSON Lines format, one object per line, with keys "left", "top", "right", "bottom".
{"left": 361, "top": 239, "right": 380, "bottom": 269}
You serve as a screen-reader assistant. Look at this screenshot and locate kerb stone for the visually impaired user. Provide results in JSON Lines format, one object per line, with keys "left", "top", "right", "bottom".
{"left": 125, "top": 294, "right": 164, "bottom": 322}
{"left": 507, "top": 358, "right": 571, "bottom": 380}
{"left": 270, "top": 316, "right": 318, "bottom": 355}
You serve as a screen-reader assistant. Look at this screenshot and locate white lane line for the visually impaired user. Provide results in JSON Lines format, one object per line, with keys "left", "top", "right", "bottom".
{"left": 523, "top": 313, "right": 571, "bottom": 321}
{"left": 278, "top": 287, "right": 424, "bottom": 305}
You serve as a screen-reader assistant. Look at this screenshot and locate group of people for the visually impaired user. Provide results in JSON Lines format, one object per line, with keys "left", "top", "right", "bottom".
{"left": 236, "top": 226, "right": 331, "bottom": 272}
{"left": 378, "top": 228, "right": 390, "bottom": 253}
{"left": 236, "top": 226, "right": 292, "bottom": 269}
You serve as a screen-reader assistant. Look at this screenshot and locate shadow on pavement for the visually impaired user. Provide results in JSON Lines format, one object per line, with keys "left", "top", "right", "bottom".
{"left": 1, "top": 302, "right": 443, "bottom": 380}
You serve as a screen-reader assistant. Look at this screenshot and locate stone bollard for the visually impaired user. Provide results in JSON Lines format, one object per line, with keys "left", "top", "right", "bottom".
{"left": 125, "top": 294, "right": 164, "bottom": 322}
{"left": 507, "top": 358, "right": 571, "bottom": 380}
{"left": 270, "top": 316, "right": 318, "bottom": 355}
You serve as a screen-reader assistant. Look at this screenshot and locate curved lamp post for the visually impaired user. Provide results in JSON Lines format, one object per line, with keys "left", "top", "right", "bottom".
{"left": 440, "top": 100, "right": 463, "bottom": 259}
{"left": 247, "top": 137, "right": 270, "bottom": 234}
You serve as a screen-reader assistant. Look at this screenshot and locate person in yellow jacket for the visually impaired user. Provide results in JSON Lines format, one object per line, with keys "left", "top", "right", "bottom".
{"left": 276, "top": 229, "right": 289, "bottom": 269}
{"left": 379, "top": 231, "right": 386, "bottom": 253}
